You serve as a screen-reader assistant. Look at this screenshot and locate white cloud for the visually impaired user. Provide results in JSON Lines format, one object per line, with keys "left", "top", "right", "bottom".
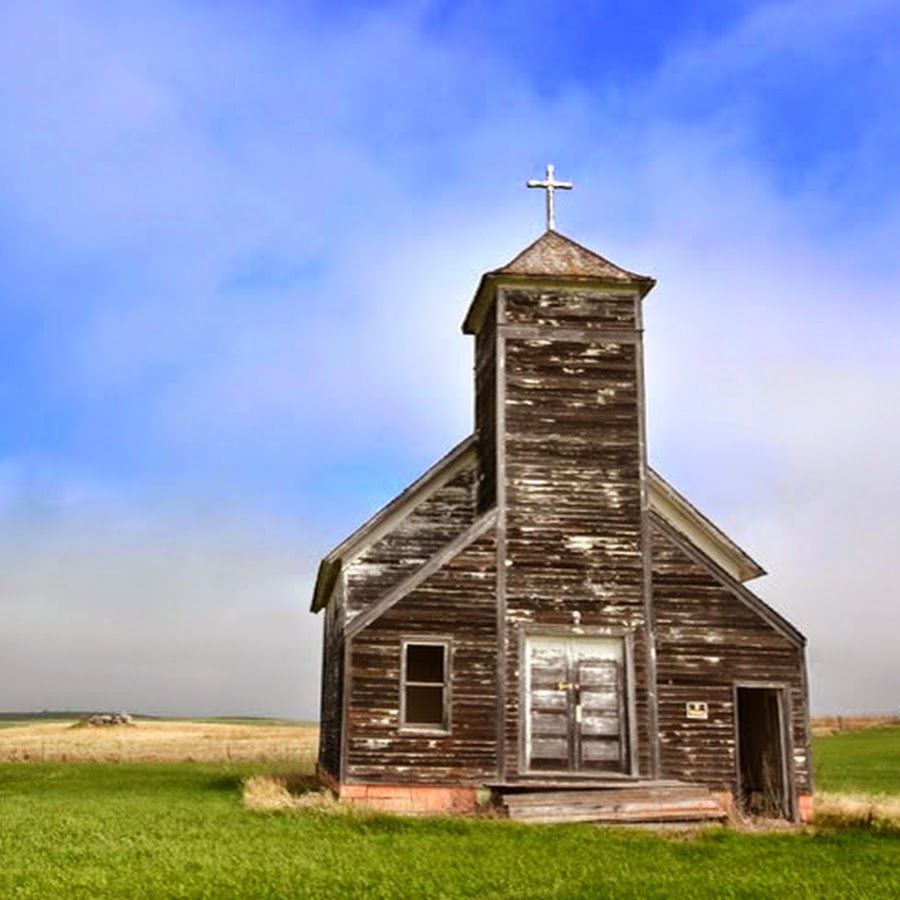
{"left": 623, "top": 135, "right": 900, "bottom": 714}
{"left": 0, "top": 491, "right": 321, "bottom": 717}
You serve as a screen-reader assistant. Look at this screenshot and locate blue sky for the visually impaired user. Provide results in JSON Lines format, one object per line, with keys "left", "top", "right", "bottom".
{"left": 0, "top": 0, "right": 898, "bottom": 717}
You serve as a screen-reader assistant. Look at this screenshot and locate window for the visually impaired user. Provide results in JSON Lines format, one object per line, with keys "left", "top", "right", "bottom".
{"left": 401, "top": 640, "right": 449, "bottom": 731}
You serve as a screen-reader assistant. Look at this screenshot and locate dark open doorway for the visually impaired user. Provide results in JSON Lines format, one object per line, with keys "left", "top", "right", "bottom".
{"left": 736, "top": 687, "right": 789, "bottom": 818}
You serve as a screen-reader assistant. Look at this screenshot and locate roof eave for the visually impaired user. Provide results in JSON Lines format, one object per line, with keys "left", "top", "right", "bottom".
{"left": 309, "top": 435, "right": 479, "bottom": 613}
{"left": 648, "top": 468, "right": 767, "bottom": 583}
{"left": 461, "top": 273, "right": 496, "bottom": 335}
{"left": 651, "top": 511, "right": 804, "bottom": 647}
{"left": 310, "top": 557, "right": 341, "bottom": 614}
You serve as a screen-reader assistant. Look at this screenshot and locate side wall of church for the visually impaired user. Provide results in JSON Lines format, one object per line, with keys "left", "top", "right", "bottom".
{"left": 650, "top": 520, "right": 812, "bottom": 797}
{"left": 474, "top": 308, "right": 498, "bottom": 514}
{"left": 344, "top": 532, "right": 499, "bottom": 784}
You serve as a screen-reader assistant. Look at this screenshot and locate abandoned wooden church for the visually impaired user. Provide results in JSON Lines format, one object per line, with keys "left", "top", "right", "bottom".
{"left": 311, "top": 178, "right": 812, "bottom": 824}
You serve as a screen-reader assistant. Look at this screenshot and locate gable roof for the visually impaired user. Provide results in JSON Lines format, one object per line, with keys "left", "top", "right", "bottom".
{"left": 311, "top": 432, "right": 766, "bottom": 614}
{"left": 463, "top": 230, "right": 655, "bottom": 334}
{"left": 344, "top": 508, "right": 498, "bottom": 639}
{"left": 648, "top": 468, "right": 766, "bottom": 583}
{"left": 650, "top": 511, "right": 803, "bottom": 647}
{"left": 309, "top": 436, "right": 478, "bottom": 612}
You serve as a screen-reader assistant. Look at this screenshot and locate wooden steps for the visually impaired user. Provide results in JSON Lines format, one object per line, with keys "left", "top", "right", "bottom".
{"left": 500, "top": 783, "right": 728, "bottom": 825}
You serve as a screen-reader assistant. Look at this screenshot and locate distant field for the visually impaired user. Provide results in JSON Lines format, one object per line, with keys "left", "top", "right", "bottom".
{"left": 811, "top": 715, "right": 900, "bottom": 737}
{"left": 2, "top": 715, "right": 896, "bottom": 787}
{"left": 0, "top": 718, "right": 318, "bottom": 764}
{"left": 813, "top": 724, "right": 900, "bottom": 795}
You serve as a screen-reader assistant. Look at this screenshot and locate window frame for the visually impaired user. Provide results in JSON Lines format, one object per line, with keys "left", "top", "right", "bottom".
{"left": 399, "top": 637, "right": 452, "bottom": 734}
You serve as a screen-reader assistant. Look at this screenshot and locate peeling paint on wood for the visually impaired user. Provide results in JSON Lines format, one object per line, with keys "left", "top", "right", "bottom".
{"left": 313, "top": 230, "right": 810, "bottom": 821}
{"left": 651, "top": 522, "right": 811, "bottom": 796}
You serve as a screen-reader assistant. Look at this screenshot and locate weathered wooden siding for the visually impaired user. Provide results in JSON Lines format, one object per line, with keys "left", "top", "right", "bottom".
{"left": 317, "top": 589, "right": 344, "bottom": 779}
{"left": 345, "top": 466, "right": 478, "bottom": 618}
{"left": 497, "top": 287, "right": 653, "bottom": 779}
{"left": 345, "top": 533, "right": 498, "bottom": 783}
{"left": 504, "top": 287, "right": 637, "bottom": 330}
{"left": 650, "top": 519, "right": 812, "bottom": 795}
{"left": 319, "top": 237, "right": 811, "bottom": 805}
{"left": 474, "top": 306, "right": 497, "bottom": 514}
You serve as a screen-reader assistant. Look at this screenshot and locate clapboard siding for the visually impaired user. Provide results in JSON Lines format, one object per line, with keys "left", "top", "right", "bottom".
{"left": 651, "top": 522, "right": 812, "bottom": 794}
{"left": 345, "top": 532, "right": 498, "bottom": 784}
{"left": 314, "top": 231, "right": 811, "bottom": 817}
{"left": 503, "top": 288, "right": 637, "bottom": 330}
{"left": 345, "top": 466, "right": 478, "bottom": 618}
{"left": 499, "top": 289, "right": 652, "bottom": 778}
{"left": 317, "top": 588, "right": 344, "bottom": 779}
{"left": 475, "top": 305, "right": 498, "bottom": 514}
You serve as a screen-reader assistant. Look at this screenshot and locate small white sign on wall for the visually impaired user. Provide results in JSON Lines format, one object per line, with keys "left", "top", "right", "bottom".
{"left": 686, "top": 701, "right": 709, "bottom": 720}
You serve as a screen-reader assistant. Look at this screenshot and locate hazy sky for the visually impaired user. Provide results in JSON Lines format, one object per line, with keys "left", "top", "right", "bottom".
{"left": 1, "top": 1, "right": 898, "bottom": 718}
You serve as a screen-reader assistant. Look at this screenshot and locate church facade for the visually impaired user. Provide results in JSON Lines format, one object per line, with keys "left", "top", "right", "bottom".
{"left": 311, "top": 226, "right": 812, "bottom": 823}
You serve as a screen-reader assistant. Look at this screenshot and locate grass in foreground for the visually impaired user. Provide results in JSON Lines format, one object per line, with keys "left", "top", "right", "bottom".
{"left": 812, "top": 724, "right": 900, "bottom": 830}
{"left": 0, "top": 762, "right": 898, "bottom": 899}
{"left": 815, "top": 791, "right": 900, "bottom": 830}
{"left": 0, "top": 720, "right": 896, "bottom": 897}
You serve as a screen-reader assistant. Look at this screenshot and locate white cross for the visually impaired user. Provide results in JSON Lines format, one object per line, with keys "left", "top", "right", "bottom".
{"left": 527, "top": 164, "right": 573, "bottom": 232}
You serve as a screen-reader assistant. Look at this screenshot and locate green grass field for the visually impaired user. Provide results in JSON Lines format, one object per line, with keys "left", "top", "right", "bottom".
{"left": 813, "top": 725, "right": 900, "bottom": 794}
{"left": 0, "top": 723, "right": 896, "bottom": 898}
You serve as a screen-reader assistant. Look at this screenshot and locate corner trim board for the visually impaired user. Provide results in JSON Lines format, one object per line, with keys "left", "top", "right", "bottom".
{"left": 494, "top": 308, "right": 509, "bottom": 783}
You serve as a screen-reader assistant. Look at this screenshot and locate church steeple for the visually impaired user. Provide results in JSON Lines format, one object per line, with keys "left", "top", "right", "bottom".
{"left": 463, "top": 230, "right": 655, "bottom": 335}
{"left": 463, "top": 217, "right": 659, "bottom": 777}
{"left": 463, "top": 219, "right": 656, "bottom": 527}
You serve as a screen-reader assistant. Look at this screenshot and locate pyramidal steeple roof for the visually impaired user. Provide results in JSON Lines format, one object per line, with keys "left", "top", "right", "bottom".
{"left": 496, "top": 229, "right": 654, "bottom": 285}
{"left": 463, "top": 230, "right": 655, "bottom": 334}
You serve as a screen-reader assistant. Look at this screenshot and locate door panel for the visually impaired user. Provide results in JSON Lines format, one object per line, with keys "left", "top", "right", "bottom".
{"left": 576, "top": 657, "right": 625, "bottom": 771}
{"left": 525, "top": 636, "right": 629, "bottom": 775}
{"left": 525, "top": 639, "right": 571, "bottom": 770}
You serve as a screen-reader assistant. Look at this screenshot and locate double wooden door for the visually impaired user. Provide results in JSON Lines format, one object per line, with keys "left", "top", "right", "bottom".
{"left": 525, "top": 636, "right": 629, "bottom": 775}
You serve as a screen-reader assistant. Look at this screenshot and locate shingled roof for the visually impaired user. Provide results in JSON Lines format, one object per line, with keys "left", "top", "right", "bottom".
{"left": 463, "top": 230, "right": 655, "bottom": 334}
{"left": 496, "top": 229, "right": 655, "bottom": 284}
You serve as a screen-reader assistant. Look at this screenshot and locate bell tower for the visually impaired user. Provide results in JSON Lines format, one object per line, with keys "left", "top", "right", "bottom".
{"left": 462, "top": 172, "right": 660, "bottom": 778}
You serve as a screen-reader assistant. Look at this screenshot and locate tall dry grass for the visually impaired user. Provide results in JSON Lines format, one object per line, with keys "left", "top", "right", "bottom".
{"left": 0, "top": 720, "right": 318, "bottom": 765}
{"left": 241, "top": 775, "right": 343, "bottom": 813}
{"left": 811, "top": 715, "right": 900, "bottom": 737}
{"left": 815, "top": 792, "right": 900, "bottom": 830}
